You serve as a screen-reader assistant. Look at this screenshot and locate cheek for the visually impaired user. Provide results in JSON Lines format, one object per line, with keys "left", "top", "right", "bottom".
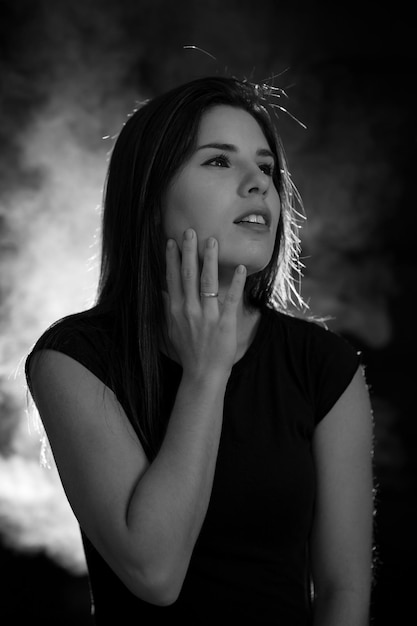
{"left": 162, "top": 185, "right": 195, "bottom": 240}
{"left": 163, "top": 181, "right": 218, "bottom": 243}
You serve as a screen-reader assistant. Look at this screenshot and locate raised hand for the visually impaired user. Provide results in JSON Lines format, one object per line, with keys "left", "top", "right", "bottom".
{"left": 163, "top": 228, "right": 247, "bottom": 381}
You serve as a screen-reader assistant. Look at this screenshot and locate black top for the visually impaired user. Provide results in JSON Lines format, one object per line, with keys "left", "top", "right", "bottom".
{"left": 25, "top": 306, "right": 361, "bottom": 624}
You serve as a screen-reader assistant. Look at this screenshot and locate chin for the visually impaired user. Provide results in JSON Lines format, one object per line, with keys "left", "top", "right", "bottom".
{"left": 245, "top": 262, "right": 271, "bottom": 277}
{"left": 221, "top": 253, "right": 272, "bottom": 276}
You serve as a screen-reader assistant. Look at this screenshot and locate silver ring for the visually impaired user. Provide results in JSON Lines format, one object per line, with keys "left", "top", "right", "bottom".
{"left": 200, "top": 291, "right": 219, "bottom": 298}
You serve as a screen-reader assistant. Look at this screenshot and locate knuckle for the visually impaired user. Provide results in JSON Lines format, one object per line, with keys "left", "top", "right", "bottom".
{"left": 183, "top": 302, "right": 198, "bottom": 318}
{"left": 204, "top": 310, "right": 219, "bottom": 325}
{"left": 181, "top": 266, "right": 194, "bottom": 281}
{"left": 169, "top": 301, "right": 181, "bottom": 316}
{"left": 225, "top": 290, "right": 239, "bottom": 305}
{"left": 218, "top": 319, "right": 230, "bottom": 333}
{"left": 166, "top": 269, "right": 175, "bottom": 282}
{"left": 200, "top": 275, "right": 213, "bottom": 292}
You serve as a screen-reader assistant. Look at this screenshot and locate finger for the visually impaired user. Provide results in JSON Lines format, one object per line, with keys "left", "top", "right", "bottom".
{"left": 222, "top": 265, "right": 247, "bottom": 317}
{"left": 165, "top": 238, "right": 182, "bottom": 303}
{"left": 181, "top": 228, "right": 199, "bottom": 307}
{"left": 200, "top": 237, "right": 219, "bottom": 312}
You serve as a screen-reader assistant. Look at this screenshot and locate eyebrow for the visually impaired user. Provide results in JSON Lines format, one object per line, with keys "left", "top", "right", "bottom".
{"left": 196, "top": 142, "right": 275, "bottom": 161}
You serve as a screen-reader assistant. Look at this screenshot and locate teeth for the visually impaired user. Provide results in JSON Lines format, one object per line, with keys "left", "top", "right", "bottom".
{"left": 240, "top": 214, "right": 266, "bottom": 225}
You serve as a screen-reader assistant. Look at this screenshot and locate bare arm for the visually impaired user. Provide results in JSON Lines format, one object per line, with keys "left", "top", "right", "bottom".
{"left": 311, "top": 365, "right": 374, "bottom": 626}
{"left": 29, "top": 230, "right": 247, "bottom": 606}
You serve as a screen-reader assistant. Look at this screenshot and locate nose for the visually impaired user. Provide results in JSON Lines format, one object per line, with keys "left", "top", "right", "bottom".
{"left": 238, "top": 165, "right": 270, "bottom": 197}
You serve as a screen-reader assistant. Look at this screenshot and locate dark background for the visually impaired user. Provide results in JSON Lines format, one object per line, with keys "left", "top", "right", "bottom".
{"left": 0, "top": 1, "right": 415, "bottom": 623}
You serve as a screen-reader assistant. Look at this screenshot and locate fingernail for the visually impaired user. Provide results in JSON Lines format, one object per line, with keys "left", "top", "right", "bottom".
{"left": 237, "top": 264, "right": 246, "bottom": 274}
{"left": 184, "top": 228, "right": 194, "bottom": 240}
{"left": 207, "top": 237, "right": 215, "bottom": 248}
{"left": 167, "top": 239, "right": 175, "bottom": 249}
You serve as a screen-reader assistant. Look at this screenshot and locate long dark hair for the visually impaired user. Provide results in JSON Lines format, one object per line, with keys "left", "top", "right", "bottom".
{"left": 95, "top": 76, "right": 305, "bottom": 459}
{"left": 30, "top": 76, "right": 306, "bottom": 460}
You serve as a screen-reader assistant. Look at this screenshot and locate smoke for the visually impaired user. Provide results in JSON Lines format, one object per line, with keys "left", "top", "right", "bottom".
{"left": 0, "top": 451, "right": 87, "bottom": 574}
{"left": 0, "top": 0, "right": 139, "bottom": 573}
{"left": 0, "top": 97, "right": 117, "bottom": 573}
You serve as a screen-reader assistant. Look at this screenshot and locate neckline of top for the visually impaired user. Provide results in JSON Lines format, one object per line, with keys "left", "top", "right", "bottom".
{"left": 229, "top": 306, "right": 274, "bottom": 376}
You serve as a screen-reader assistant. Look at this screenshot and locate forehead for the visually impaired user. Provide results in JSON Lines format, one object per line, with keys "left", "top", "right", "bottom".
{"left": 197, "top": 105, "right": 269, "bottom": 147}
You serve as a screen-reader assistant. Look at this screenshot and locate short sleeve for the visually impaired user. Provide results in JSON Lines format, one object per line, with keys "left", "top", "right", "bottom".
{"left": 25, "top": 314, "right": 113, "bottom": 396}
{"left": 309, "top": 322, "right": 361, "bottom": 424}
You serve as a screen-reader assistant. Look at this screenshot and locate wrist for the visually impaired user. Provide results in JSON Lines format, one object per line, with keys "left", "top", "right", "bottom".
{"left": 180, "top": 366, "right": 230, "bottom": 392}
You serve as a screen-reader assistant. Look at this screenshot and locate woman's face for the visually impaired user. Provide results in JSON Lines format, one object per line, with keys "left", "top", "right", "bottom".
{"left": 163, "top": 105, "right": 281, "bottom": 281}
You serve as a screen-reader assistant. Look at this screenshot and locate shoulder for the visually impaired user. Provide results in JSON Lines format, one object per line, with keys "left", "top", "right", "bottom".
{"left": 263, "top": 306, "right": 362, "bottom": 423}
{"left": 264, "top": 305, "right": 356, "bottom": 355}
{"left": 25, "top": 307, "right": 114, "bottom": 391}
{"left": 29, "top": 308, "right": 111, "bottom": 348}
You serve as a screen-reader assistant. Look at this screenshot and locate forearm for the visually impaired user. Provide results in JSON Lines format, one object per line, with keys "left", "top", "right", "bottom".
{"left": 125, "top": 371, "right": 228, "bottom": 590}
{"left": 313, "top": 587, "right": 371, "bottom": 626}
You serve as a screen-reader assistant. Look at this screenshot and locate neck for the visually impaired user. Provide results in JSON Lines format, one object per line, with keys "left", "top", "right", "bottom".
{"left": 216, "top": 282, "right": 261, "bottom": 363}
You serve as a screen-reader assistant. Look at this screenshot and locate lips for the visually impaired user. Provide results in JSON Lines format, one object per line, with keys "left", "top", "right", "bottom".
{"left": 233, "top": 207, "right": 272, "bottom": 227}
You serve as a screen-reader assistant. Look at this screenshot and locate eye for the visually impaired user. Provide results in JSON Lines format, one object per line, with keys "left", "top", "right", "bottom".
{"left": 259, "top": 162, "right": 274, "bottom": 177}
{"left": 204, "top": 154, "right": 230, "bottom": 168}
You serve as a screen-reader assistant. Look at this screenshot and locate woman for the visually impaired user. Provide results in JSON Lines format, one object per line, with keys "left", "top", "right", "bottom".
{"left": 25, "top": 76, "right": 374, "bottom": 624}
